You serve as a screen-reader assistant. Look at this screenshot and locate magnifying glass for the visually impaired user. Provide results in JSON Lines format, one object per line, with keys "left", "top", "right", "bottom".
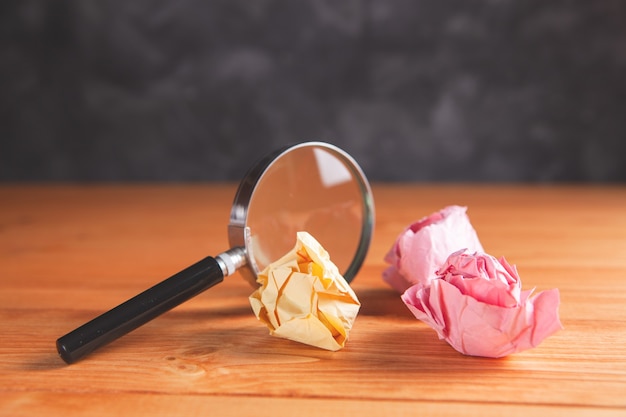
{"left": 56, "top": 142, "right": 374, "bottom": 364}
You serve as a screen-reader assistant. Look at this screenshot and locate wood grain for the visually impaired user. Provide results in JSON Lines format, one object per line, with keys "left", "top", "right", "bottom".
{"left": 1, "top": 184, "right": 625, "bottom": 416}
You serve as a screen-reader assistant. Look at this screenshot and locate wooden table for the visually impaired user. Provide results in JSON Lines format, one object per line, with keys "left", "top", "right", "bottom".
{"left": 1, "top": 184, "right": 625, "bottom": 416}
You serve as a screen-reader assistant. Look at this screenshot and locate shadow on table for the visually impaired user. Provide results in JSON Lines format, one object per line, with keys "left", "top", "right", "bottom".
{"left": 355, "top": 287, "right": 414, "bottom": 318}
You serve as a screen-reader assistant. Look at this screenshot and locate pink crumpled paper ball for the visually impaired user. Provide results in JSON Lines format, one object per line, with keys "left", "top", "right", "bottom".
{"left": 383, "top": 205, "right": 484, "bottom": 293}
{"left": 401, "top": 249, "right": 563, "bottom": 358}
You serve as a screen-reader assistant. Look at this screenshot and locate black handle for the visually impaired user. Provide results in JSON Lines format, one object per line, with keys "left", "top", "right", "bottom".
{"left": 56, "top": 256, "right": 224, "bottom": 364}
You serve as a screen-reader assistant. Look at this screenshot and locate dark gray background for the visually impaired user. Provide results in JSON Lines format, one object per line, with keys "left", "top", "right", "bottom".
{"left": 2, "top": 0, "right": 625, "bottom": 182}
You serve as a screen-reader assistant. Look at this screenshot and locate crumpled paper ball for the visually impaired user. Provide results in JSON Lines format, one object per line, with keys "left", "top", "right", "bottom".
{"left": 249, "top": 231, "right": 360, "bottom": 351}
{"left": 401, "top": 249, "right": 563, "bottom": 358}
{"left": 383, "top": 205, "right": 484, "bottom": 293}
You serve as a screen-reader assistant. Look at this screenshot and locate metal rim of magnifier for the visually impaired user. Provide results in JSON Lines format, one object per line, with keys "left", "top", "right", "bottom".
{"left": 227, "top": 141, "right": 375, "bottom": 286}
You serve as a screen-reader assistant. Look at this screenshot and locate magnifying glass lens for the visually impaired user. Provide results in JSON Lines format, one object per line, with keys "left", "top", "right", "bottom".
{"left": 247, "top": 146, "right": 367, "bottom": 278}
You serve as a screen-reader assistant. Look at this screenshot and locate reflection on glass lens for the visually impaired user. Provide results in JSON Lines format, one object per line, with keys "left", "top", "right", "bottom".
{"left": 246, "top": 146, "right": 366, "bottom": 279}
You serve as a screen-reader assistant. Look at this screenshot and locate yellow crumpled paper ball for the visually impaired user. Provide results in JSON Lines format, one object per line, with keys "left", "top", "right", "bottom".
{"left": 249, "top": 231, "right": 361, "bottom": 351}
